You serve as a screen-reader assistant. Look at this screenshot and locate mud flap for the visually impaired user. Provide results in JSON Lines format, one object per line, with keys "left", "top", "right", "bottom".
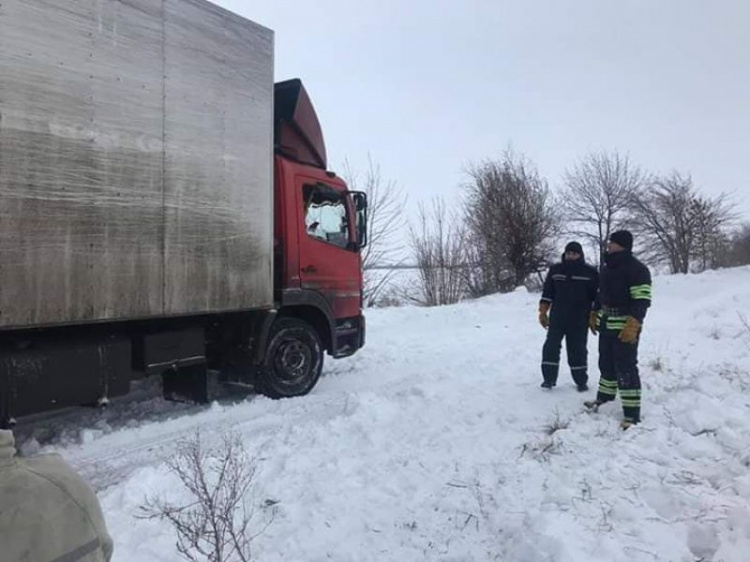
{"left": 162, "top": 362, "right": 209, "bottom": 404}
{"left": 134, "top": 328, "right": 207, "bottom": 404}
{"left": 0, "top": 386, "right": 12, "bottom": 430}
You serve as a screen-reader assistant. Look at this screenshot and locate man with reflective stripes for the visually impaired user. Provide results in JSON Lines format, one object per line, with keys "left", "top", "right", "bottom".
{"left": 538, "top": 241, "right": 599, "bottom": 391}
{"left": 0, "top": 429, "right": 114, "bottom": 562}
{"left": 585, "top": 230, "right": 652, "bottom": 430}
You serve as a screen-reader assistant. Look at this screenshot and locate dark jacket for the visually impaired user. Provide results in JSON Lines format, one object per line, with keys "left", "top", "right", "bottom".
{"left": 596, "top": 250, "right": 652, "bottom": 322}
{"left": 540, "top": 253, "right": 599, "bottom": 322}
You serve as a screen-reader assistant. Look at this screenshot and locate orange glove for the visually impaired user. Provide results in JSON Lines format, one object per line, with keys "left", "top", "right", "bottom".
{"left": 538, "top": 302, "right": 550, "bottom": 329}
{"left": 589, "top": 311, "right": 600, "bottom": 335}
{"left": 618, "top": 316, "right": 641, "bottom": 344}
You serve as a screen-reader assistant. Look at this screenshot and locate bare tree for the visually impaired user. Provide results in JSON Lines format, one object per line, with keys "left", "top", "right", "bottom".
{"left": 464, "top": 151, "right": 559, "bottom": 292}
{"left": 723, "top": 223, "right": 750, "bottom": 267}
{"left": 342, "top": 158, "right": 407, "bottom": 307}
{"left": 692, "top": 197, "right": 735, "bottom": 271}
{"left": 629, "top": 173, "right": 735, "bottom": 273}
{"left": 139, "top": 432, "right": 269, "bottom": 562}
{"left": 408, "top": 197, "right": 466, "bottom": 306}
{"left": 562, "top": 151, "right": 646, "bottom": 266}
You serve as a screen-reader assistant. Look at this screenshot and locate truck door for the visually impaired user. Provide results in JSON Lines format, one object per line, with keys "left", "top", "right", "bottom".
{"left": 296, "top": 177, "right": 361, "bottom": 319}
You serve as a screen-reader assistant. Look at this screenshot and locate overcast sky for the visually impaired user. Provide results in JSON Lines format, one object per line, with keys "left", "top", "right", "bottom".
{"left": 214, "top": 0, "right": 750, "bottom": 224}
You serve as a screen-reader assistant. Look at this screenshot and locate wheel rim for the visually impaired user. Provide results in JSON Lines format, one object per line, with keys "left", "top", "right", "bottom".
{"left": 274, "top": 338, "right": 313, "bottom": 386}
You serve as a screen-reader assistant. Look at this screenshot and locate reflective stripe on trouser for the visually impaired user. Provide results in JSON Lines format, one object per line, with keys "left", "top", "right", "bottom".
{"left": 541, "top": 316, "right": 589, "bottom": 386}
{"left": 596, "top": 322, "right": 642, "bottom": 422}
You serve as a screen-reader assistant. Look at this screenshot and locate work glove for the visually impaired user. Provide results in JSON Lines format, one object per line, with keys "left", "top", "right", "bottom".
{"left": 618, "top": 316, "right": 641, "bottom": 344}
{"left": 588, "top": 310, "right": 600, "bottom": 335}
{"left": 538, "top": 302, "right": 550, "bottom": 329}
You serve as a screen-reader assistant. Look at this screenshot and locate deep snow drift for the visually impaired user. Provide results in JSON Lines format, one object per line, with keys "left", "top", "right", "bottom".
{"left": 29, "top": 267, "right": 750, "bottom": 561}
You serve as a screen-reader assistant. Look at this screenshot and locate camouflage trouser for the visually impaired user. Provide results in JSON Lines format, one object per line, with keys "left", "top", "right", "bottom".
{"left": 596, "top": 317, "right": 641, "bottom": 422}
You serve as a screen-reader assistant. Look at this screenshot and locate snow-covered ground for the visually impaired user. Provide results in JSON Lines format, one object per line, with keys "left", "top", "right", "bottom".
{"left": 25, "top": 267, "right": 750, "bottom": 561}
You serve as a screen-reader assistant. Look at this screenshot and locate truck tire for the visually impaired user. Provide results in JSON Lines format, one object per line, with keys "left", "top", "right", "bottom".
{"left": 257, "top": 318, "right": 323, "bottom": 398}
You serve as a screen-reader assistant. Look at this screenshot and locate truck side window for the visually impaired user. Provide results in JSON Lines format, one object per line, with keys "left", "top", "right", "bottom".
{"left": 303, "top": 184, "right": 349, "bottom": 248}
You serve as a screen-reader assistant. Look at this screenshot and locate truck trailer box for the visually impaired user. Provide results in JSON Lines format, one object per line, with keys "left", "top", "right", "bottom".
{"left": 0, "top": 0, "right": 274, "bottom": 330}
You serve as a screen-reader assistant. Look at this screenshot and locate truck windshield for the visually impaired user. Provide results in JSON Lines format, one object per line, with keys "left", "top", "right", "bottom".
{"left": 303, "top": 184, "right": 349, "bottom": 248}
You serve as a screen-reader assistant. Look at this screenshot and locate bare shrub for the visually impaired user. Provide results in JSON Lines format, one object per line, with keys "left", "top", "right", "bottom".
{"left": 740, "top": 313, "right": 750, "bottom": 352}
{"left": 464, "top": 150, "right": 559, "bottom": 294}
{"left": 408, "top": 197, "right": 467, "bottom": 306}
{"left": 562, "top": 151, "right": 646, "bottom": 267}
{"left": 575, "top": 479, "right": 594, "bottom": 504}
{"left": 741, "top": 313, "right": 750, "bottom": 334}
{"left": 543, "top": 410, "right": 570, "bottom": 436}
{"left": 139, "top": 432, "right": 268, "bottom": 562}
{"left": 369, "top": 283, "right": 405, "bottom": 308}
{"left": 717, "top": 364, "right": 749, "bottom": 392}
{"left": 342, "top": 158, "right": 407, "bottom": 307}
{"left": 460, "top": 230, "right": 509, "bottom": 297}
{"left": 648, "top": 356, "right": 664, "bottom": 372}
{"left": 519, "top": 437, "right": 562, "bottom": 462}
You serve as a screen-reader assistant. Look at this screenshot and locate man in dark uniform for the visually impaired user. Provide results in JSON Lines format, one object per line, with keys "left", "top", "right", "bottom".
{"left": 538, "top": 241, "right": 599, "bottom": 391}
{"left": 585, "top": 230, "right": 652, "bottom": 430}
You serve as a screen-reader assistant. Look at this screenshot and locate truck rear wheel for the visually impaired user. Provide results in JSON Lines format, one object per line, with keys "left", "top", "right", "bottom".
{"left": 257, "top": 318, "right": 323, "bottom": 398}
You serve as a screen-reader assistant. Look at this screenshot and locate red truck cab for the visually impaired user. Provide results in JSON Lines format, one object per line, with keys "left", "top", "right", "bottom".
{"left": 275, "top": 157, "right": 365, "bottom": 350}
{"left": 245, "top": 79, "right": 366, "bottom": 398}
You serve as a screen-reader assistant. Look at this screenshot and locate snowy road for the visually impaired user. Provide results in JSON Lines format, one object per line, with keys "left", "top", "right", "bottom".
{"left": 24, "top": 267, "right": 750, "bottom": 561}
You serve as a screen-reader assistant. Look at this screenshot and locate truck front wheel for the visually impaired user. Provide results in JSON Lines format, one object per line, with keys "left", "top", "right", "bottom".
{"left": 257, "top": 318, "right": 323, "bottom": 398}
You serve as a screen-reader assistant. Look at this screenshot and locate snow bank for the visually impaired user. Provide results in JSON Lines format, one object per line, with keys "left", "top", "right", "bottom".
{"left": 43, "top": 267, "right": 750, "bottom": 561}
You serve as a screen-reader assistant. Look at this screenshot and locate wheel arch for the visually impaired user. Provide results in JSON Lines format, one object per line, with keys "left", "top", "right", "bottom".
{"left": 278, "top": 305, "right": 332, "bottom": 354}
{"left": 279, "top": 289, "right": 335, "bottom": 355}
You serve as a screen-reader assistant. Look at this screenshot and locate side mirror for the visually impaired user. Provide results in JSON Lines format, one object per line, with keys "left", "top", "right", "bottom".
{"left": 353, "top": 192, "right": 367, "bottom": 212}
{"left": 348, "top": 191, "right": 368, "bottom": 249}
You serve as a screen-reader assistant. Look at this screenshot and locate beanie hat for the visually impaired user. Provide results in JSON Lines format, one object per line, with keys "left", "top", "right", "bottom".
{"left": 609, "top": 230, "right": 633, "bottom": 251}
{"left": 564, "top": 241, "right": 583, "bottom": 255}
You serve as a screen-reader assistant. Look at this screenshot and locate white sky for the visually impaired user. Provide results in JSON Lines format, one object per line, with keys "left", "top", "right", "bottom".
{"left": 213, "top": 0, "right": 750, "bottom": 223}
